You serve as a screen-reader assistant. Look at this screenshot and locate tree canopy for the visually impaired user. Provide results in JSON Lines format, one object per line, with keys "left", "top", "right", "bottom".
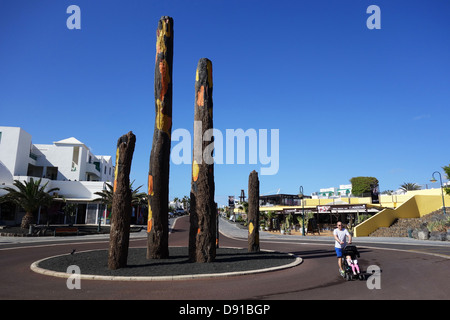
{"left": 400, "top": 182, "right": 421, "bottom": 192}
{"left": 350, "top": 176, "right": 379, "bottom": 196}
{"left": 443, "top": 164, "right": 450, "bottom": 195}
{"left": 94, "top": 182, "right": 146, "bottom": 209}
{"left": 0, "top": 178, "right": 60, "bottom": 228}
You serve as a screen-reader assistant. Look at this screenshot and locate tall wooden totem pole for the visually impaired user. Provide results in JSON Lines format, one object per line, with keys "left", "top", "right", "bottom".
{"left": 247, "top": 170, "right": 260, "bottom": 252}
{"left": 108, "top": 131, "right": 136, "bottom": 269}
{"left": 189, "top": 58, "right": 216, "bottom": 262}
{"left": 147, "top": 16, "right": 173, "bottom": 259}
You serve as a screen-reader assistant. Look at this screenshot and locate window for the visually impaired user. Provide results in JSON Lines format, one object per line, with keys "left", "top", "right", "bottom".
{"left": 0, "top": 132, "right": 2, "bottom": 143}
{"left": 0, "top": 202, "right": 15, "bottom": 220}
{"left": 72, "top": 146, "right": 79, "bottom": 165}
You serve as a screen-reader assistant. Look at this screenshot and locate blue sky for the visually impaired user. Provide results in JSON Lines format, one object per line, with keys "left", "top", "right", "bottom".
{"left": 1, "top": 0, "right": 449, "bottom": 206}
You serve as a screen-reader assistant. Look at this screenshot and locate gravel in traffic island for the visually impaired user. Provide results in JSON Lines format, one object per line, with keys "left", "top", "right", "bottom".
{"left": 30, "top": 247, "right": 302, "bottom": 281}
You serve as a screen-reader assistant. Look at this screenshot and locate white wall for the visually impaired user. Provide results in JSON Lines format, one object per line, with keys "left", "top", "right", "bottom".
{"left": 1, "top": 127, "right": 114, "bottom": 197}
{"left": 0, "top": 127, "right": 33, "bottom": 176}
{"left": 34, "top": 143, "right": 87, "bottom": 181}
{"left": 98, "top": 156, "right": 114, "bottom": 182}
{"left": 49, "top": 180, "right": 106, "bottom": 199}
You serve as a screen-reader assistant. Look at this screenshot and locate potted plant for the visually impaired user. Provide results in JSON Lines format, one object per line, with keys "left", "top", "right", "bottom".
{"left": 297, "top": 212, "right": 314, "bottom": 235}
{"left": 297, "top": 216, "right": 305, "bottom": 235}
{"left": 282, "top": 216, "right": 291, "bottom": 235}
{"left": 266, "top": 211, "right": 275, "bottom": 231}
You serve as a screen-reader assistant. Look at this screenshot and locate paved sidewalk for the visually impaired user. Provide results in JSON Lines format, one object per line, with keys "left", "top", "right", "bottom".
{"left": 218, "top": 216, "right": 450, "bottom": 247}
{"left": 0, "top": 223, "right": 150, "bottom": 245}
{"left": 2, "top": 216, "right": 449, "bottom": 248}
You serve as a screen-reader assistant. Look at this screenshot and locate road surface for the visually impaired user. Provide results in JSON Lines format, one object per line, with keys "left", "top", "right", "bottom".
{"left": 0, "top": 215, "right": 449, "bottom": 300}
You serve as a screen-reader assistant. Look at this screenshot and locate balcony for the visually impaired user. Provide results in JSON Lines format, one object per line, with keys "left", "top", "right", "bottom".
{"left": 29, "top": 152, "right": 38, "bottom": 161}
{"left": 86, "top": 162, "right": 100, "bottom": 176}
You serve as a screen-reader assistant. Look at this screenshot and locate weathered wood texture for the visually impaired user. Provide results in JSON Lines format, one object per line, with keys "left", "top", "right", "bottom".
{"left": 189, "top": 58, "right": 216, "bottom": 262}
{"left": 147, "top": 16, "right": 173, "bottom": 259}
{"left": 108, "top": 131, "right": 136, "bottom": 270}
{"left": 248, "top": 170, "right": 260, "bottom": 252}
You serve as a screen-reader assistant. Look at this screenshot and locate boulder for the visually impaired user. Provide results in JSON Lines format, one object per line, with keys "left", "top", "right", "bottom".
{"left": 417, "top": 230, "right": 429, "bottom": 240}
{"left": 430, "top": 231, "right": 447, "bottom": 241}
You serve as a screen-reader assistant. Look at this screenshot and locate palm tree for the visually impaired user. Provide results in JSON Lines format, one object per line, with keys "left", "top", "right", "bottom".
{"left": 132, "top": 190, "right": 148, "bottom": 207}
{"left": 400, "top": 182, "right": 421, "bottom": 192}
{"left": 93, "top": 183, "right": 114, "bottom": 211}
{"left": 266, "top": 211, "right": 276, "bottom": 230}
{"left": 242, "top": 201, "right": 249, "bottom": 215}
{"left": 172, "top": 197, "right": 181, "bottom": 213}
{"left": 94, "top": 182, "right": 145, "bottom": 209}
{"left": 123, "top": 181, "right": 144, "bottom": 206}
{"left": 181, "top": 195, "right": 190, "bottom": 212}
{"left": 0, "top": 178, "right": 60, "bottom": 229}
{"left": 443, "top": 164, "right": 450, "bottom": 195}
{"left": 62, "top": 201, "right": 77, "bottom": 225}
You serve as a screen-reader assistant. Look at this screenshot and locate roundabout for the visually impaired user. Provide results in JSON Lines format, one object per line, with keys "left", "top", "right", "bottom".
{"left": 1, "top": 216, "right": 450, "bottom": 300}
{"left": 31, "top": 246, "right": 302, "bottom": 281}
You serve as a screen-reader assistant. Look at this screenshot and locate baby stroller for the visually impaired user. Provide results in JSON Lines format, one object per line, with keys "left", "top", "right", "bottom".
{"left": 342, "top": 245, "right": 364, "bottom": 281}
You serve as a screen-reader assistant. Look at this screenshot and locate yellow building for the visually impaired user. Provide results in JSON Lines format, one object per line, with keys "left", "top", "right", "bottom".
{"left": 257, "top": 189, "right": 449, "bottom": 236}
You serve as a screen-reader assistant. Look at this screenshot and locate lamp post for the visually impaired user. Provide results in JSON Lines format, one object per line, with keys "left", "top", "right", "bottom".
{"left": 299, "top": 186, "right": 305, "bottom": 236}
{"left": 430, "top": 171, "right": 447, "bottom": 215}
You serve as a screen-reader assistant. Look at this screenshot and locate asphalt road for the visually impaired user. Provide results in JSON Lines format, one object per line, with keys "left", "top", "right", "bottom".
{"left": 1, "top": 215, "right": 449, "bottom": 301}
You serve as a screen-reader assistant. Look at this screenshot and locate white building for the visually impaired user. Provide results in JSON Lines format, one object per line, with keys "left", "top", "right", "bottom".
{"left": 0, "top": 126, "right": 115, "bottom": 226}
{"left": 312, "top": 184, "right": 352, "bottom": 198}
{"left": 337, "top": 184, "right": 352, "bottom": 196}
{"left": 33, "top": 137, "right": 114, "bottom": 182}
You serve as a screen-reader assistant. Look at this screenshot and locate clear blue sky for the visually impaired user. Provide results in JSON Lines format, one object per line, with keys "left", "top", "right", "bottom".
{"left": 1, "top": 0, "right": 449, "bottom": 206}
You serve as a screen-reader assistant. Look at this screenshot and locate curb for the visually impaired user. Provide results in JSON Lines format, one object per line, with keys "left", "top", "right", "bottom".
{"left": 218, "top": 218, "right": 450, "bottom": 247}
{"left": 30, "top": 248, "right": 303, "bottom": 282}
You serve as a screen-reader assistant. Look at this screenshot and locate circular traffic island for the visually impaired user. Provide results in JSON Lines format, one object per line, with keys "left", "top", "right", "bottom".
{"left": 31, "top": 247, "right": 302, "bottom": 281}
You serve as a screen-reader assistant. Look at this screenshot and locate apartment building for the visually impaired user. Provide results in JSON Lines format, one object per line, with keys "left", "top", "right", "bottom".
{"left": 0, "top": 126, "right": 114, "bottom": 226}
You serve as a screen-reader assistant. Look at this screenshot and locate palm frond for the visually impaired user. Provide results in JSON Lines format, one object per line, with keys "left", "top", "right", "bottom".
{"left": 0, "top": 178, "right": 60, "bottom": 214}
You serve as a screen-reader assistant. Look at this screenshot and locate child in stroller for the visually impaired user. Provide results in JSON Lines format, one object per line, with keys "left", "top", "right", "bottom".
{"left": 342, "top": 245, "right": 364, "bottom": 280}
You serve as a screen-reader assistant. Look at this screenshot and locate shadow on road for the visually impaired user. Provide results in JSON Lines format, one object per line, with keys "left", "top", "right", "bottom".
{"left": 292, "top": 248, "right": 372, "bottom": 260}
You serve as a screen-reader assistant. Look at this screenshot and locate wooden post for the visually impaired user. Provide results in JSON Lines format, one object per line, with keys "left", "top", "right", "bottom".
{"left": 248, "top": 170, "right": 260, "bottom": 252}
{"left": 189, "top": 58, "right": 216, "bottom": 263}
{"left": 147, "top": 16, "right": 173, "bottom": 259}
{"left": 108, "top": 131, "right": 136, "bottom": 270}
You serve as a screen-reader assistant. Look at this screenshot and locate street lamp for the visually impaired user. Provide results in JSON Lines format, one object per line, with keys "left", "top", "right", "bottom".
{"left": 299, "top": 186, "right": 305, "bottom": 236}
{"left": 430, "top": 171, "right": 447, "bottom": 215}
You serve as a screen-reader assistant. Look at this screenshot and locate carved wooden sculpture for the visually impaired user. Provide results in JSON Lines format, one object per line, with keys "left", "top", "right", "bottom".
{"left": 189, "top": 58, "right": 216, "bottom": 262}
{"left": 108, "top": 131, "right": 136, "bottom": 269}
{"left": 248, "top": 170, "right": 260, "bottom": 252}
{"left": 147, "top": 16, "right": 173, "bottom": 259}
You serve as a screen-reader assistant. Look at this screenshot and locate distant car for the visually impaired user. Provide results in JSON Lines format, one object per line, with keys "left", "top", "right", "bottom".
{"left": 175, "top": 209, "right": 186, "bottom": 216}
